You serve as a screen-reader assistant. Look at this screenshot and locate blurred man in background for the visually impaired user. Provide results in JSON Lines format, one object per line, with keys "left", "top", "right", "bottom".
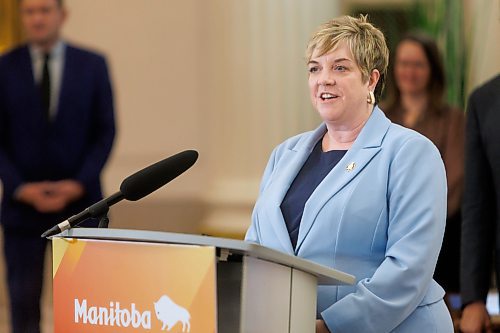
{"left": 461, "top": 74, "right": 500, "bottom": 333}
{"left": 0, "top": 0, "right": 115, "bottom": 331}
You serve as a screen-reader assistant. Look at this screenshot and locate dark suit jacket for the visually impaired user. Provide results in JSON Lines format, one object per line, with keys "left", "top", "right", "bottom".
{"left": 0, "top": 43, "right": 115, "bottom": 234}
{"left": 461, "top": 74, "right": 500, "bottom": 305}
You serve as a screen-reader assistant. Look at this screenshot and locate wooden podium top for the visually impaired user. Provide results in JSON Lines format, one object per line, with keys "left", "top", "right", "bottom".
{"left": 58, "top": 228, "right": 355, "bottom": 286}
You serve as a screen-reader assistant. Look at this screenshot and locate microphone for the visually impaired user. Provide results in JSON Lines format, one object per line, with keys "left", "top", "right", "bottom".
{"left": 120, "top": 149, "right": 198, "bottom": 201}
{"left": 41, "top": 150, "right": 199, "bottom": 238}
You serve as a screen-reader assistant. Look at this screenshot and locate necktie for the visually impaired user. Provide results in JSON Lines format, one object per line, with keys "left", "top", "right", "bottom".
{"left": 39, "top": 53, "right": 51, "bottom": 120}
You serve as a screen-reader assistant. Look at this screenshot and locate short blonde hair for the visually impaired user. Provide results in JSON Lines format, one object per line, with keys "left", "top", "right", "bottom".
{"left": 306, "top": 15, "right": 389, "bottom": 100}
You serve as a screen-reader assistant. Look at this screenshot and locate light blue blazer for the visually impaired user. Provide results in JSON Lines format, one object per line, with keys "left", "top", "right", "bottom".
{"left": 245, "top": 107, "right": 453, "bottom": 332}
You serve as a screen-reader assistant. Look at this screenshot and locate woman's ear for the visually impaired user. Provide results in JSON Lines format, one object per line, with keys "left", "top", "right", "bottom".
{"left": 368, "top": 69, "right": 380, "bottom": 91}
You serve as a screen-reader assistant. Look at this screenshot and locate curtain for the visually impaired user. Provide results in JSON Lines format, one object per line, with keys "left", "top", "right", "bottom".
{"left": 0, "top": 0, "right": 23, "bottom": 54}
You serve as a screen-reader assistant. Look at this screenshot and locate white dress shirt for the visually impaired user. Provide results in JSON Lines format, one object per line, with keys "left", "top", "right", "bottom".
{"left": 29, "top": 40, "right": 65, "bottom": 119}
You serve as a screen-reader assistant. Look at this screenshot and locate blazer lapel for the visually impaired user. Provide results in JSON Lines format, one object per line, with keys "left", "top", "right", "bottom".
{"left": 17, "top": 47, "right": 47, "bottom": 124}
{"left": 19, "top": 47, "right": 36, "bottom": 87}
{"left": 295, "top": 107, "right": 391, "bottom": 253}
{"left": 263, "top": 127, "right": 326, "bottom": 254}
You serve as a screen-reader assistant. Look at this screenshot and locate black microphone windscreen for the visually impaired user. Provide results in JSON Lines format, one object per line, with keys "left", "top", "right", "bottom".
{"left": 119, "top": 150, "right": 198, "bottom": 201}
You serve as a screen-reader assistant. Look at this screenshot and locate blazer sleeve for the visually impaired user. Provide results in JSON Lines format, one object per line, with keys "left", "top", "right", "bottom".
{"left": 75, "top": 55, "right": 116, "bottom": 190}
{"left": 322, "top": 136, "right": 447, "bottom": 333}
{"left": 460, "top": 91, "right": 496, "bottom": 305}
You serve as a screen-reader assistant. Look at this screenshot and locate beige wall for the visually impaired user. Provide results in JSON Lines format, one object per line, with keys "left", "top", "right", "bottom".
{"left": 64, "top": 0, "right": 204, "bottom": 200}
{"left": 62, "top": 0, "right": 340, "bottom": 236}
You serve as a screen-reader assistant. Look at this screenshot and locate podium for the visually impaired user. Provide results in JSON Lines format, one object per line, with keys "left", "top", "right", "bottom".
{"left": 51, "top": 228, "right": 354, "bottom": 333}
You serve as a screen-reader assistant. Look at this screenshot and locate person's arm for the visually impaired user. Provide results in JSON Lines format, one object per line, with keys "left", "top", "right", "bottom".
{"left": 74, "top": 55, "right": 115, "bottom": 192}
{"left": 0, "top": 61, "right": 26, "bottom": 199}
{"left": 321, "top": 136, "right": 447, "bottom": 333}
{"left": 460, "top": 90, "right": 496, "bottom": 333}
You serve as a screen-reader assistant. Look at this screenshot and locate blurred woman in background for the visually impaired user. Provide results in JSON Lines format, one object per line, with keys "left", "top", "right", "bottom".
{"left": 383, "top": 33, "right": 465, "bottom": 309}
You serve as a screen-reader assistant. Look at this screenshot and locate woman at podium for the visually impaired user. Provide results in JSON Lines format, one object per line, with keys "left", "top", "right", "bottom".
{"left": 245, "top": 15, "right": 453, "bottom": 332}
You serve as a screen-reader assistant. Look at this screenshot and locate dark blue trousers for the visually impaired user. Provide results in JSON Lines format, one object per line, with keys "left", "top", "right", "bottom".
{"left": 2, "top": 228, "right": 47, "bottom": 333}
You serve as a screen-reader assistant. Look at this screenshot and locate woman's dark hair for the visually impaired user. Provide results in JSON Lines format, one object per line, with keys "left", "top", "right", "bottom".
{"left": 385, "top": 32, "right": 446, "bottom": 115}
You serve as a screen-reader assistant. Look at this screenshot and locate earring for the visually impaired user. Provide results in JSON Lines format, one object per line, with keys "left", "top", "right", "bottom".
{"left": 367, "top": 91, "right": 375, "bottom": 105}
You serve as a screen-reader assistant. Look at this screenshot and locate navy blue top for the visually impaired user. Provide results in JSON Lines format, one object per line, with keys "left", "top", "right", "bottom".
{"left": 280, "top": 139, "right": 347, "bottom": 249}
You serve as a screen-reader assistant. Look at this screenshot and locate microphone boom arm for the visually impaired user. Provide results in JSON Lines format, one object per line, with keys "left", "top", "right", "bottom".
{"left": 40, "top": 191, "right": 124, "bottom": 238}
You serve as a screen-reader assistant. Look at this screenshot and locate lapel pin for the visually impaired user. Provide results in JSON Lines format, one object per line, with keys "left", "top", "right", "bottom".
{"left": 346, "top": 162, "right": 356, "bottom": 172}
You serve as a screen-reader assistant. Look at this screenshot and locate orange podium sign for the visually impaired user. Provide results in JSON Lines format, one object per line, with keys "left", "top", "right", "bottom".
{"left": 52, "top": 238, "right": 217, "bottom": 333}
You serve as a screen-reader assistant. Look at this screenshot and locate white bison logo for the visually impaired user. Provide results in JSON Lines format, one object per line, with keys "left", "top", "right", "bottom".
{"left": 154, "top": 295, "right": 191, "bottom": 332}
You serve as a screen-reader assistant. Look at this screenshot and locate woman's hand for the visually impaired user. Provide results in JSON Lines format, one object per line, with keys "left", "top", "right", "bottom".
{"left": 316, "top": 319, "right": 331, "bottom": 333}
{"left": 460, "top": 301, "right": 492, "bottom": 333}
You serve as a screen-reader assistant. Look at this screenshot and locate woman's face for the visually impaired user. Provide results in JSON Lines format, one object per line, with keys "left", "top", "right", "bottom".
{"left": 394, "top": 40, "right": 431, "bottom": 96}
{"left": 308, "top": 41, "right": 374, "bottom": 127}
